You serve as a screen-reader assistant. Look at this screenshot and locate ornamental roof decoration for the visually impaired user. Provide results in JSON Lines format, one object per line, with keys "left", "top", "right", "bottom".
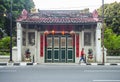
{"left": 17, "top": 9, "right": 100, "bottom": 24}
{"left": 17, "top": 9, "right": 28, "bottom": 21}
{"left": 92, "top": 10, "right": 99, "bottom": 21}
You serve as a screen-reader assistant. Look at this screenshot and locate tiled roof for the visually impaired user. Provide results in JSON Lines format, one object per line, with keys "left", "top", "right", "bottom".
{"left": 17, "top": 10, "right": 99, "bottom": 24}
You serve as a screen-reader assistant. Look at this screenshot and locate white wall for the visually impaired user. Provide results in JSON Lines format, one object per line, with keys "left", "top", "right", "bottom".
{"left": 96, "top": 22, "right": 102, "bottom": 63}
{"left": 17, "top": 22, "right": 22, "bottom": 62}
{"left": 82, "top": 27, "right": 96, "bottom": 62}
{"left": 17, "top": 24, "right": 100, "bottom": 63}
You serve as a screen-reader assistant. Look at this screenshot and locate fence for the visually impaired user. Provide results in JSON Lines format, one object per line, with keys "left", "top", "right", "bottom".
{"left": 106, "top": 56, "right": 120, "bottom": 63}
{"left": 106, "top": 50, "right": 120, "bottom": 63}
{"left": 0, "top": 49, "right": 9, "bottom": 55}
{"left": 107, "top": 50, "right": 120, "bottom": 56}
{"left": 0, "top": 55, "right": 9, "bottom": 62}
{"left": 0, "top": 49, "right": 9, "bottom": 62}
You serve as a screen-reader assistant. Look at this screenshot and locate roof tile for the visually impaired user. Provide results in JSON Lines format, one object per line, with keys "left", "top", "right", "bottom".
{"left": 19, "top": 10, "right": 99, "bottom": 24}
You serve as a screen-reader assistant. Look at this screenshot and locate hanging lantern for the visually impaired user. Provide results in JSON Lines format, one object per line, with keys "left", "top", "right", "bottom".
{"left": 70, "top": 30, "right": 75, "bottom": 35}
{"left": 62, "top": 31, "right": 65, "bottom": 35}
{"left": 44, "top": 30, "right": 49, "bottom": 35}
{"left": 52, "top": 30, "right": 55, "bottom": 35}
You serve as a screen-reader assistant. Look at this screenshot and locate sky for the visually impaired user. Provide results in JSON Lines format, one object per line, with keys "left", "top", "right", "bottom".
{"left": 33, "top": 0, "right": 120, "bottom": 11}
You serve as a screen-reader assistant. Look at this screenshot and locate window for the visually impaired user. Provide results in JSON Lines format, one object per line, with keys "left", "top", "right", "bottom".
{"left": 47, "top": 38, "right": 52, "bottom": 48}
{"left": 67, "top": 37, "right": 73, "bottom": 48}
{"left": 54, "top": 37, "right": 59, "bottom": 48}
{"left": 84, "top": 32, "right": 91, "bottom": 46}
{"left": 61, "top": 37, "right": 66, "bottom": 48}
{"left": 28, "top": 32, "right": 35, "bottom": 46}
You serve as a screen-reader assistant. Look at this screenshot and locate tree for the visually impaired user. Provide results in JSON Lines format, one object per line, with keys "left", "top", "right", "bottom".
{"left": 104, "top": 28, "right": 120, "bottom": 50}
{"left": 0, "top": 0, "right": 35, "bottom": 37}
{"left": 97, "top": 2, "right": 120, "bottom": 55}
{"left": 0, "top": 0, "right": 6, "bottom": 38}
{"left": 104, "top": 28, "right": 120, "bottom": 56}
{"left": 97, "top": 2, "right": 120, "bottom": 35}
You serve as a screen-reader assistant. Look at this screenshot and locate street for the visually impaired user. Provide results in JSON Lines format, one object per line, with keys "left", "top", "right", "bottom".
{"left": 0, "top": 64, "right": 120, "bottom": 82}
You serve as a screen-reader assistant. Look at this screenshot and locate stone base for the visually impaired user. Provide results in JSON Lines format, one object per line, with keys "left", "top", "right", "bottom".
{"left": 24, "top": 58, "right": 31, "bottom": 62}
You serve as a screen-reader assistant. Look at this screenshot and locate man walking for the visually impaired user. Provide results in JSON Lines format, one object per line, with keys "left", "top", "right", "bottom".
{"left": 79, "top": 48, "right": 86, "bottom": 64}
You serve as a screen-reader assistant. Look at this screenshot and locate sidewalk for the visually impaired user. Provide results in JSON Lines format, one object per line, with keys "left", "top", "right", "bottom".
{"left": 0, "top": 62, "right": 120, "bottom": 66}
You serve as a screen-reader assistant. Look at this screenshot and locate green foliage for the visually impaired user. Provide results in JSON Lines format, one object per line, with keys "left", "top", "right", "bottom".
{"left": 98, "top": 2, "right": 120, "bottom": 55}
{"left": 0, "top": 36, "right": 15, "bottom": 55}
{"left": 0, "top": 36, "right": 10, "bottom": 49}
{"left": 0, "top": 0, "right": 34, "bottom": 55}
{"left": 0, "top": 37, "right": 10, "bottom": 55}
{"left": 0, "top": 0, "right": 35, "bottom": 37}
{"left": 104, "top": 28, "right": 120, "bottom": 49}
{"left": 97, "top": 2, "right": 120, "bottom": 35}
{"left": 104, "top": 28, "right": 120, "bottom": 55}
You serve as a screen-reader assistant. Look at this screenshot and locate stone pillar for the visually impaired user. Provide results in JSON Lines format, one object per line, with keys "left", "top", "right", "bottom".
{"left": 34, "top": 30, "right": 38, "bottom": 62}
{"left": 17, "top": 22, "right": 22, "bottom": 62}
{"left": 96, "top": 22, "right": 102, "bottom": 63}
{"left": 12, "top": 47, "right": 17, "bottom": 62}
{"left": 104, "top": 48, "right": 107, "bottom": 63}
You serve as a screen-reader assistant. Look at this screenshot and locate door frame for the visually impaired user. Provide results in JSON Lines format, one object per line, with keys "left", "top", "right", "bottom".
{"left": 45, "top": 34, "right": 75, "bottom": 63}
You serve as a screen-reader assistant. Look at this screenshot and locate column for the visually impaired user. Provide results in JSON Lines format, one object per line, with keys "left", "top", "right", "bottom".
{"left": 34, "top": 30, "right": 38, "bottom": 62}
{"left": 17, "top": 22, "right": 22, "bottom": 62}
{"left": 96, "top": 22, "right": 102, "bottom": 63}
{"left": 37, "top": 31, "right": 41, "bottom": 63}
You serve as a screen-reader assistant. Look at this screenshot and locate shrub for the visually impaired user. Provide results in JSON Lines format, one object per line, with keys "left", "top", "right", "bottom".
{"left": 0, "top": 36, "right": 10, "bottom": 55}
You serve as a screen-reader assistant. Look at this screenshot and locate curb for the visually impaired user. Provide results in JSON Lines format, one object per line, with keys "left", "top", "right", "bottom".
{"left": 0, "top": 62, "right": 37, "bottom": 66}
{"left": 80, "top": 63, "right": 120, "bottom": 66}
{"left": 0, "top": 63, "right": 7, "bottom": 66}
{"left": 0, "top": 63, "right": 120, "bottom": 66}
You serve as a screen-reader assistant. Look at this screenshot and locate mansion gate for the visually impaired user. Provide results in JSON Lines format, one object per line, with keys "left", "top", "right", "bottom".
{"left": 15, "top": 9, "right": 103, "bottom": 63}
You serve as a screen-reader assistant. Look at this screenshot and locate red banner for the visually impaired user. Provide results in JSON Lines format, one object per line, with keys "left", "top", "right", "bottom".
{"left": 40, "top": 34, "right": 43, "bottom": 57}
{"left": 76, "top": 34, "right": 79, "bottom": 57}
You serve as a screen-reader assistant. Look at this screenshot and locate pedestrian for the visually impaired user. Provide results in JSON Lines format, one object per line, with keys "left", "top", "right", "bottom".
{"left": 79, "top": 48, "right": 86, "bottom": 64}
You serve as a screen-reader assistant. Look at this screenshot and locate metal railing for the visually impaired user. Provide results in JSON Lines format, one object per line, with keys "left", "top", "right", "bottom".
{"left": 107, "top": 50, "right": 120, "bottom": 56}
{"left": 0, "top": 49, "right": 10, "bottom": 55}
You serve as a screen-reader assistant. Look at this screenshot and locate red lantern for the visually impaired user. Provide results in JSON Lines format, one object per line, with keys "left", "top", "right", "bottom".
{"left": 70, "top": 30, "right": 75, "bottom": 35}
{"left": 44, "top": 30, "right": 49, "bottom": 35}
{"left": 62, "top": 31, "right": 65, "bottom": 35}
{"left": 52, "top": 30, "right": 55, "bottom": 35}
